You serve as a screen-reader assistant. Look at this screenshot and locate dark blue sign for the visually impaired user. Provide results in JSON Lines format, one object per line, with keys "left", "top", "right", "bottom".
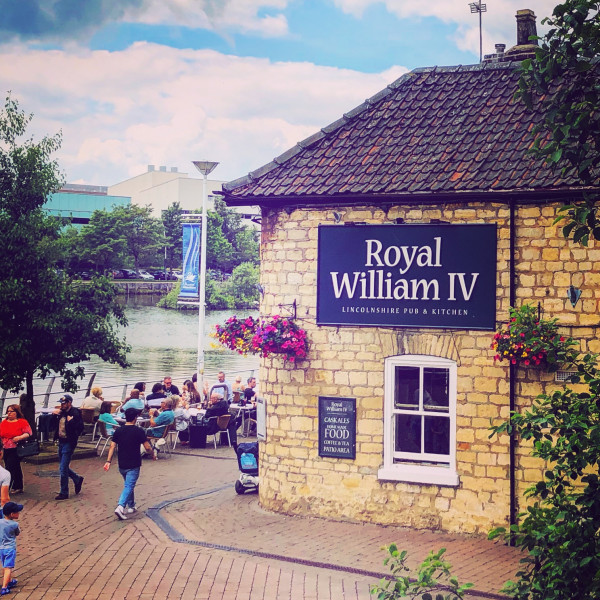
{"left": 317, "top": 224, "right": 496, "bottom": 330}
{"left": 318, "top": 397, "right": 356, "bottom": 459}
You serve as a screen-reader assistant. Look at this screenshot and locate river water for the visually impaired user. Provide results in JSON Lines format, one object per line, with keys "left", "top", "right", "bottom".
{"left": 6, "top": 295, "right": 259, "bottom": 407}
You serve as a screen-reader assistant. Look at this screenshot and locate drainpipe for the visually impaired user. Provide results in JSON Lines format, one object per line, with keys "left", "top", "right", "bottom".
{"left": 509, "top": 198, "right": 517, "bottom": 545}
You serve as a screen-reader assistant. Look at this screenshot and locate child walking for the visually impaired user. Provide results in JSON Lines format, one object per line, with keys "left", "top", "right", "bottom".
{"left": 0, "top": 501, "right": 22, "bottom": 595}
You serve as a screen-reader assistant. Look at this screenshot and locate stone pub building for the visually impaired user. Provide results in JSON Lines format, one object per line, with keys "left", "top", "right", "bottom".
{"left": 220, "top": 10, "right": 600, "bottom": 534}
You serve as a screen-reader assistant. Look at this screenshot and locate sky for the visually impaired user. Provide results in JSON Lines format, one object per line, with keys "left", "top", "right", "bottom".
{"left": 0, "top": 0, "right": 558, "bottom": 186}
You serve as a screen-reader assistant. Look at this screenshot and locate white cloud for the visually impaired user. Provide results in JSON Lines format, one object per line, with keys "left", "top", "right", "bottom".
{"left": 126, "top": 0, "right": 291, "bottom": 38}
{"left": 333, "top": 0, "right": 557, "bottom": 56}
{"left": 0, "top": 42, "right": 405, "bottom": 185}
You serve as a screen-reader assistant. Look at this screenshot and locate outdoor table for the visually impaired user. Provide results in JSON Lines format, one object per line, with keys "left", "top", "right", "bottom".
{"left": 229, "top": 403, "right": 256, "bottom": 437}
{"left": 36, "top": 408, "right": 56, "bottom": 442}
{"left": 188, "top": 407, "right": 206, "bottom": 419}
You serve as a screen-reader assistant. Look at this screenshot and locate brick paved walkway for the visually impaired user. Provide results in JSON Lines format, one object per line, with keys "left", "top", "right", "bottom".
{"left": 8, "top": 444, "right": 521, "bottom": 599}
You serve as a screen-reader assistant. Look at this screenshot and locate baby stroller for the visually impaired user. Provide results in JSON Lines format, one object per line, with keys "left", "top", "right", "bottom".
{"left": 235, "top": 442, "right": 259, "bottom": 494}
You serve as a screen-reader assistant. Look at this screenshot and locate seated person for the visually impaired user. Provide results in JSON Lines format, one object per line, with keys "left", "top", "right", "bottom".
{"left": 132, "top": 381, "right": 146, "bottom": 400}
{"left": 243, "top": 377, "right": 257, "bottom": 404}
{"left": 98, "top": 401, "right": 120, "bottom": 436}
{"left": 243, "top": 377, "right": 258, "bottom": 426}
{"left": 145, "top": 382, "right": 167, "bottom": 409}
{"left": 182, "top": 380, "right": 202, "bottom": 406}
{"left": 232, "top": 376, "right": 244, "bottom": 394}
{"left": 172, "top": 395, "right": 191, "bottom": 444}
{"left": 203, "top": 392, "right": 229, "bottom": 420}
{"left": 81, "top": 386, "right": 104, "bottom": 418}
{"left": 145, "top": 398, "right": 175, "bottom": 438}
{"left": 120, "top": 389, "right": 145, "bottom": 415}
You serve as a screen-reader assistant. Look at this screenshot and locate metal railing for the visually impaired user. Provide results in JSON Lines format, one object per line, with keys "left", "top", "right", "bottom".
{"left": 0, "top": 367, "right": 258, "bottom": 417}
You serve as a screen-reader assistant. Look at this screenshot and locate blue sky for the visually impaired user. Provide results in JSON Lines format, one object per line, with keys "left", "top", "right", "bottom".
{"left": 0, "top": 0, "right": 557, "bottom": 185}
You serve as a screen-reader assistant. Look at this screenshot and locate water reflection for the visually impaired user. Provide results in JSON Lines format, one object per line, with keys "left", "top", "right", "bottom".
{"left": 10, "top": 297, "right": 259, "bottom": 406}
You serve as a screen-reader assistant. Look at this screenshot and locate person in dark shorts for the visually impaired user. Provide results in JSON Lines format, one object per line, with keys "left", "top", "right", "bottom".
{"left": 103, "top": 408, "right": 155, "bottom": 520}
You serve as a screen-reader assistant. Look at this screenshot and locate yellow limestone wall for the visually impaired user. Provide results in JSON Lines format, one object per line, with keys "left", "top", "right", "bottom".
{"left": 256, "top": 202, "right": 600, "bottom": 534}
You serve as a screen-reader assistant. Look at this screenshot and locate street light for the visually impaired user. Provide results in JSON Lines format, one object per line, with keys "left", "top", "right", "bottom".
{"left": 192, "top": 160, "right": 219, "bottom": 382}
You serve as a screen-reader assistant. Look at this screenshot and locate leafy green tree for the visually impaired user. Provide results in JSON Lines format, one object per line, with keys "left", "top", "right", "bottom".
{"left": 112, "top": 204, "right": 163, "bottom": 272}
{"left": 227, "top": 262, "right": 259, "bottom": 307}
{"left": 57, "top": 224, "right": 84, "bottom": 273}
{"left": 516, "top": 0, "right": 600, "bottom": 245}
{"left": 206, "top": 211, "right": 235, "bottom": 271}
{"left": 214, "top": 197, "right": 244, "bottom": 244}
{"left": 206, "top": 275, "right": 235, "bottom": 310}
{"left": 234, "top": 228, "right": 259, "bottom": 265}
{"left": 162, "top": 201, "right": 183, "bottom": 271}
{"left": 213, "top": 198, "right": 259, "bottom": 265}
{"left": 78, "top": 208, "right": 128, "bottom": 273}
{"left": 0, "top": 95, "right": 129, "bottom": 432}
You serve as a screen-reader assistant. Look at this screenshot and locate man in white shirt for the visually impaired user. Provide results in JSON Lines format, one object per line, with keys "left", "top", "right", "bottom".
{"left": 216, "top": 371, "right": 233, "bottom": 404}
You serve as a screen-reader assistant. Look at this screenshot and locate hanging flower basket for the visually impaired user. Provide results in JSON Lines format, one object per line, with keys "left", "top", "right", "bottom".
{"left": 213, "top": 315, "right": 259, "bottom": 355}
{"left": 491, "top": 304, "right": 576, "bottom": 370}
{"left": 214, "top": 315, "right": 308, "bottom": 363}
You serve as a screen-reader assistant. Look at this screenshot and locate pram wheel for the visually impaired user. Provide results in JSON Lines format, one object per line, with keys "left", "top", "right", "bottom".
{"left": 235, "top": 480, "right": 245, "bottom": 495}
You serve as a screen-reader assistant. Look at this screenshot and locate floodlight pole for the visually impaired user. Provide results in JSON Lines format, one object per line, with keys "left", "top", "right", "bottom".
{"left": 192, "top": 160, "right": 219, "bottom": 381}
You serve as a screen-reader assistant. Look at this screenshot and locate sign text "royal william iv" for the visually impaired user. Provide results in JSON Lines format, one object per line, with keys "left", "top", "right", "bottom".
{"left": 317, "top": 224, "right": 497, "bottom": 330}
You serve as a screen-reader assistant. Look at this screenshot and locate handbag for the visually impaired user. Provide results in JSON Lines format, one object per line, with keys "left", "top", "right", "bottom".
{"left": 16, "top": 439, "right": 40, "bottom": 459}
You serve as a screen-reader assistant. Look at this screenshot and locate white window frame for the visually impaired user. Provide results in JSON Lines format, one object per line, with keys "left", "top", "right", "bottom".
{"left": 378, "top": 354, "right": 459, "bottom": 486}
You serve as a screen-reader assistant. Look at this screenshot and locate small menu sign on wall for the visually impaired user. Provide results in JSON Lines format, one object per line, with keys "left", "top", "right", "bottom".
{"left": 318, "top": 397, "right": 356, "bottom": 459}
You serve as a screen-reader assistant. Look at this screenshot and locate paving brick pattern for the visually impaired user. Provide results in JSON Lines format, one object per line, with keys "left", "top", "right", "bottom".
{"left": 8, "top": 444, "right": 520, "bottom": 599}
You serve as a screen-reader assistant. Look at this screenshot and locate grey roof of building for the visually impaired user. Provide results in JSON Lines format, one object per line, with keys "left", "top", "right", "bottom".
{"left": 221, "top": 61, "right": 594, "bottom": 206}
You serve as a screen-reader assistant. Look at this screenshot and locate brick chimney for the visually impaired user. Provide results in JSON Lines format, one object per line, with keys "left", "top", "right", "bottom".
{"left": 484, "top": 8, "right": 538, "bottom": 63}
{"left": 515, "top": 9, "right": 538, "bottom": 46}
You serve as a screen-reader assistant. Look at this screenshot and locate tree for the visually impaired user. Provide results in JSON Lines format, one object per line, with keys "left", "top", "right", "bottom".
{"left": 0, "top": 95, "right": 130, "bottom": 432}
{"left": 233, "top": 228, "right": 259, "bottom": 265}
{"left": 214, "top": 198, "right": 259, "bottom": 265}
{"left": 112, "top": 204, "right": 163, "bottom": 272}
{"left": 516, "top": 0, "right": 600, "bottom": 245}
{"left": 206, "top": 211, "right": 235, "bottom": 271}
{"left": 227, "top": 262, "right": 259, "bottom": 307}
{"left": 78, "top": 208, "right": 128, "bottom": 273}
{"left": 162, "top": 201, "right": 183, "bottom": 271}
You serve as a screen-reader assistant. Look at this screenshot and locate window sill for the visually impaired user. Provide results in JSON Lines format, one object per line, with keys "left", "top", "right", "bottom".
{"left": 378, "top": 465, "right": 459, "bottom": 487}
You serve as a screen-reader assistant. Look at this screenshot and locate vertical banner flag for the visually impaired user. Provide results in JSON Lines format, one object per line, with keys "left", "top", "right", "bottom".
{"left": 180, "top": 223, "right": 200, "bottom": 298}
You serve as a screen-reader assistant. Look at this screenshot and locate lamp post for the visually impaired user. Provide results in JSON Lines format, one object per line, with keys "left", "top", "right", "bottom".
{"left": 192, "top": 160, "right": 219, "bottom": 381}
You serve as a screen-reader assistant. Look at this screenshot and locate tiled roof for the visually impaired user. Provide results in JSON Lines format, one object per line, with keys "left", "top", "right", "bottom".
{"left": 221, "top": 62, "right": 592, "bottom": 204}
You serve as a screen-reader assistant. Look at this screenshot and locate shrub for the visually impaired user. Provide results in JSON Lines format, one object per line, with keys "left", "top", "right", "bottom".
{"left": 371, "top": 545, "right": 472, "bottom": 600}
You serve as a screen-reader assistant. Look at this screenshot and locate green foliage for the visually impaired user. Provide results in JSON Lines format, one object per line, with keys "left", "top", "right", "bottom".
{"left": 157, "top": 281, "right": 182, "bottom": 309}
{"left": 162, "top": 202, "right": 183, "bottom": 271}
{"left": 76, "top": 204, "right": 163, "bottom": 273}
{"left": 0, "top": 94, "right": 129, "bottom": 431}
{"left": 115, "top": 204, "right": 163, "bottom": 271}
{"left": 206, "top": 211, "right": 235, "bottom": 271}
{"left": 490, "top": 334, "right": 600, "bottom": 598}
{"left": 233, "top": 227, "right": 259, "bottom": 264}
{"left": 214, "top": 198, "right": 259, "bottom": 264}
{"left": 515, "top": 0, "right": 600, "bottom": 245}
{"left": 227, "top": 262, "right": 259, "bottom": 308}
{"left": 206, "top": 276, "right": 235, "bottom": 310}
{"left": 78, "top": 208, "right": 128, "bottom": 273}
{"left": 370, "top": 546, "right": 473, "bottom": 600}
{"left": 157, "top": 277, "right": 236, "bottom": 310}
